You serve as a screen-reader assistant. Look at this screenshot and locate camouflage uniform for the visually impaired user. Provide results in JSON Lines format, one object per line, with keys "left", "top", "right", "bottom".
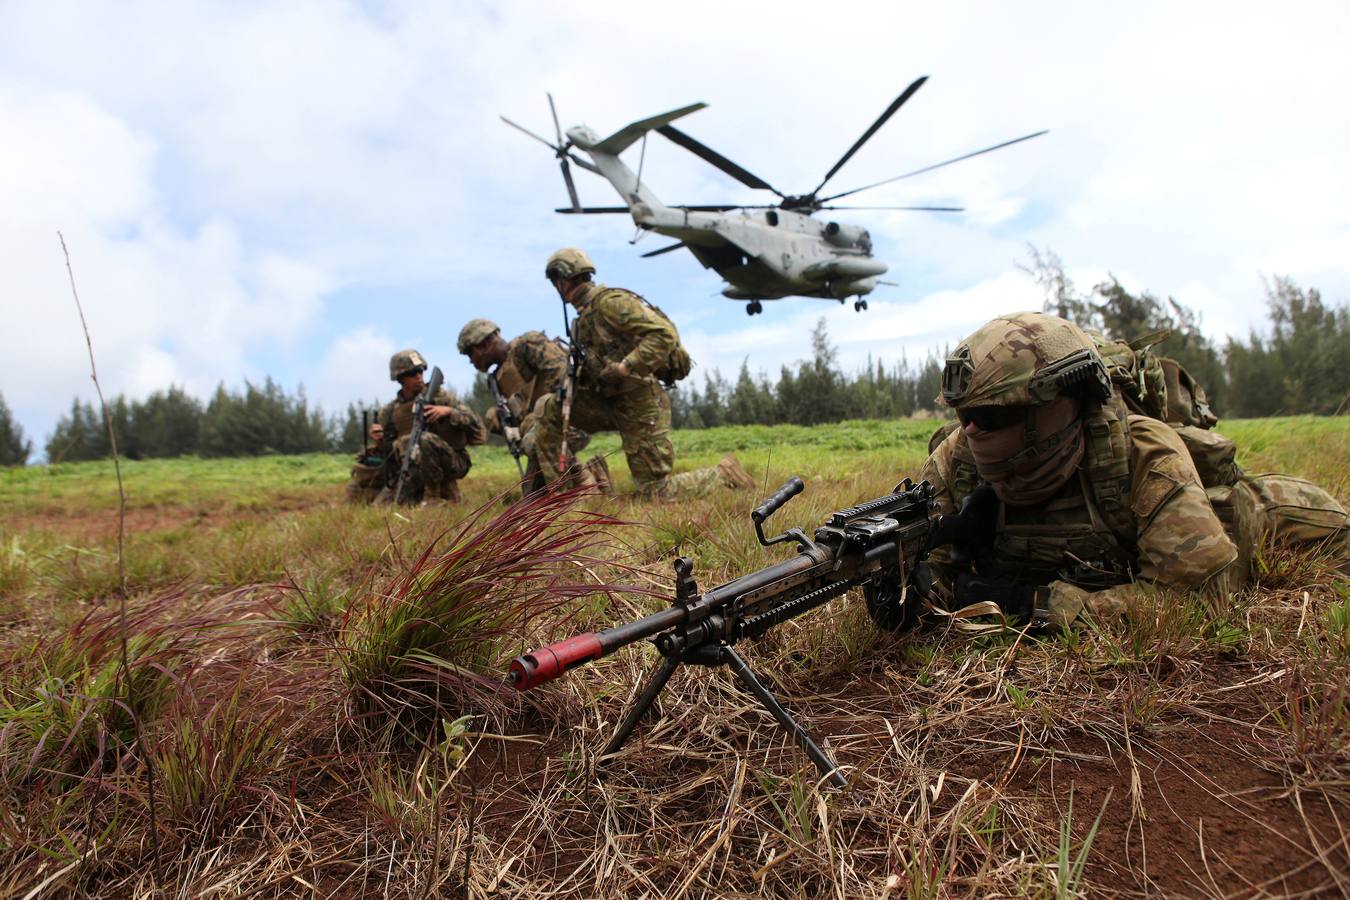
{"left": 376, "top": 385, "right": 485, "bottom": 504}
{"left": 534, "top": 281, "right": 677, "bottom": 492}
{"left": 919, "top": 312, "right": 1347, "bottom": 630}
{"left": 494, "top": 330, "right": 594, "bottom": 490}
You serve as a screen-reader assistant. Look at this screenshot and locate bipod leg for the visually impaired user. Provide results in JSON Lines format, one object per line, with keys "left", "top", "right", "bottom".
{"left": 719, "top": 646, "right": 847, "bottom": 788}
{"left": 602, "top": 654, "right": 680, "bottom": 757}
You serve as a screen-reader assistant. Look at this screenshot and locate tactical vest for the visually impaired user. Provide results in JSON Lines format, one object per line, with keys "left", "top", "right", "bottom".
{"left": 506, "top": 332, "right": 568, "bottom": 412}
{"left": 947, "top": 395, "right": 1138, "bottom": 582}
{"left": 384, "top": 388, "right": 472, "bottom": 449}
{"left": 576, "top": 286, "right": 691, "bottom": 386}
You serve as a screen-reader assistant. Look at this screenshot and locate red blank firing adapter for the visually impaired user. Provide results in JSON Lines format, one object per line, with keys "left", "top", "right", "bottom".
{"left": 508, "top": 633, "right": 605, "bottom": 690}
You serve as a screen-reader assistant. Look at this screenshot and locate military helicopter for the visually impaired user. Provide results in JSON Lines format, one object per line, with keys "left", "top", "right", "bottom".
{"left": 503, "top": 78, "right": 1046, "bottom": 315}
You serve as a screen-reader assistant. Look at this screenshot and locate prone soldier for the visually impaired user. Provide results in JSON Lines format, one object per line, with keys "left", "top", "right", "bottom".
{"left": 901, "top": 311, "right": 1348, "bottom": 631}
{"left": 370, "top": 349, "right": 486, "bottom": 505}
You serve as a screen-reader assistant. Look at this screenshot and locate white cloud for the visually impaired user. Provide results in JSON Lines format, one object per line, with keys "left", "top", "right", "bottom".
{"left": 3, "top": 0, "right": 1350, "bottom": 453}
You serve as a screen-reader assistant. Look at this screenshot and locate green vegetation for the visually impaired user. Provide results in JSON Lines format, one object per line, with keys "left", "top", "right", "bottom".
{"left": 0, "top": 416, "right": 1345, "bottom": 896}
{"left": 0, "top": 392, "right": 31, "bottom": 466}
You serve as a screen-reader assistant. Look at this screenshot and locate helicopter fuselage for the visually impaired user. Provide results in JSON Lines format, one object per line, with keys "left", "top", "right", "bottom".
{"left": 567, "top": 123, "right": 886, "bottom": 304}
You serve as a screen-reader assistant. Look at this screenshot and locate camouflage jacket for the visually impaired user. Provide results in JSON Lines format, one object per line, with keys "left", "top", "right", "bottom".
{"left": 921, "top": 415, "right": 1240, "bottom": 628}
{"left": 378, "top": 386, "right": 486, "bottom": 452}
{"left": 571, "top": 282, "right": 677, "bottom": 390}
{"left": 506, "top": 330, "right": 567, "bottom": 413}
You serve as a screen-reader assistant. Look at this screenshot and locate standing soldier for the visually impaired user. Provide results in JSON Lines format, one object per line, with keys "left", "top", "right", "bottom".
{"left": 457, "top": 318, "right": 608, "bottom": 494}
{"left": 533, "top": 248, "right": 753, "bottom": 496}
{"left": 371, "top": 349, "right": 486, "bottom": 504}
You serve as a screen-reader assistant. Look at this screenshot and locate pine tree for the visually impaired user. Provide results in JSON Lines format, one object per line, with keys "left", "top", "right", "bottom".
{"left": 0, "top": 393, "right": 32, "bottom": 466}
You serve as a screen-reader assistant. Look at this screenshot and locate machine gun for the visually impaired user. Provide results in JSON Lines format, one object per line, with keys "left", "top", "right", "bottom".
{"left": 487, "top": 370, "right": 527, "bottom": 481}
{"left": 509, "top": 476, "right": 989, "bottom": 787}
{"left": 392, "top": 366, "right": 444, "bottom": 505}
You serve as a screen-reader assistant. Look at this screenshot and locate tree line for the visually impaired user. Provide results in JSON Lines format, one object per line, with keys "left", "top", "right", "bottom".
{"left": 1, "top": 266, "right": 1345, "bottom": 466}
{"left": 20, "top": 380, "right": 381, "bottom": 464}
{"left": 667, "top": 265, "right": 1348, "bottom": 430}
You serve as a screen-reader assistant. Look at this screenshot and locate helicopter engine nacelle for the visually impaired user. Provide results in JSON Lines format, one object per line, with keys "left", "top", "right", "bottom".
{"left": 823, "top": 222, "right": 872, "bottom": 253}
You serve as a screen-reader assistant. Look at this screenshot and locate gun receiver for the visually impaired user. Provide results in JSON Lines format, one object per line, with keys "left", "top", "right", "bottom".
{"left": 510, "top": 476, "right": 966, "bottom": 787}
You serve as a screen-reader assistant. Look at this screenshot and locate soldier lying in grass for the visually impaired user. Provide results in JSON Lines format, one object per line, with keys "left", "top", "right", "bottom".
{"left": 905, "top": 311, "right": 1347, "bottom": 631}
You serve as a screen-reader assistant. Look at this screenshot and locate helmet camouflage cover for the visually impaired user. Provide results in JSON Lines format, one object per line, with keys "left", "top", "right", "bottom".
{"left": 544, "top": 247, "right": 596, "bottom": 281}
{"left": 940, "top": 312, "right": 1111, "bottom": 408}
{"left": 457, "top": 318, "right": 500, "bottom": 355}
{"left": 389, "top": 348, "right": 427, "bottom": 381}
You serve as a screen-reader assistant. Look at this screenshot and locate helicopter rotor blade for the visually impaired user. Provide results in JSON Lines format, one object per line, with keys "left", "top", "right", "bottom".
{"left": 546, "top": 92, "right": 565, "bottom": 146}
{"left": 811, "top": 75, "right": 928, "bottom": 196}
{"left": 501, "top": 115, "right": 559, "bottom": 151}
{"left": 555, "top": 204, "right": 747, "bottom": 213}
{"left": 817, "top": 204, "right": 964, "bottom": 211}
{"left": 641, "top": 242, "right": 687, "bottom": 258}
{"left": 821, "top": 129, "right": 1049, "bottom": 203}
{"left": 559, "top": 159, "right": 581, "bottom": 212}
{"left": 656, "top": 125, "right": 780, "bottom": 194}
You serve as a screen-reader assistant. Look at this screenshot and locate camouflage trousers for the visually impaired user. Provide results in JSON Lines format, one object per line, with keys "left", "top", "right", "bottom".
{"left": 375, "top": 433, "right": 472, "bottom": 505}
{"left": 534, "top": 379, "right": 673, "bottom": 493}
{"left": 346, "top": 457, "right": 385, "bottom": 504}
{"left": 520, "top": 420, "right": 592, "bottom": 494}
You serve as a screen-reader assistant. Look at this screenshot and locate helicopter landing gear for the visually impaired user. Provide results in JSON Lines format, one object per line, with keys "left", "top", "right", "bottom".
{"left": 853, "top": 299, "right": 869, "bottom": 312}
{"left": 745, "top": 300, "right": 763, "bottom": 316}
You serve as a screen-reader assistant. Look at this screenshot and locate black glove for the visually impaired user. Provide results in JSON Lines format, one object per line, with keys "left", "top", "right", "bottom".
{"left": 954, "top": 571, "right": 1039, "bottom": 620}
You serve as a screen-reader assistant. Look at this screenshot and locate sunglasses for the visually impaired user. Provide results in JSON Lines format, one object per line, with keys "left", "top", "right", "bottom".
{"left": 957, "top": 405, "right": 1028, "bottom": 432}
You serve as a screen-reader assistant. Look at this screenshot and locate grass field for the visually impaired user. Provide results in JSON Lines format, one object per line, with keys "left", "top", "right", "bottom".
{"left": 0, "top": 416, "right": 1346, "bottom": 897}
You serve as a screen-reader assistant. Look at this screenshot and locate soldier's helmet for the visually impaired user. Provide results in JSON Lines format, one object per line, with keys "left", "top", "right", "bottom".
{"left": 457, "top": 318, "right": 501, "bottom": 355}
{"left": 544, "top": 248, "right": 596, "bottom": 281}
{"left": 389, "top": 348, "right": 427, "bottom": 381}
{"left": 940, "top": 312, "right": 1111, "bottom": 409}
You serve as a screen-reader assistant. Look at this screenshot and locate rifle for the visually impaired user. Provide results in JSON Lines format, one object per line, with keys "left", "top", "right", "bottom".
{"left": 392, "top": 366, "right": 444, "bottom": 505}
{"left": 509, "top": 476, "right": 990, "bottom": 787}
{"left": 487, "top": 370, "right": 526, "bottom": 481}
{"left": 557, "top": 301, "right": 584, "bottom": 475}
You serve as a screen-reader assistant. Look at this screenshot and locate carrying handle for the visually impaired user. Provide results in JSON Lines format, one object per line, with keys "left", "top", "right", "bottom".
{"left": 752, "top": 476, "right": 804, "bottom": 525}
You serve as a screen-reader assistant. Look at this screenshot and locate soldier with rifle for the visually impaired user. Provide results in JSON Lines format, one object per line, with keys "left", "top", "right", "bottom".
{"left": 370, "top": 349, "right": 485, "bottom": 505}
{"left": 534, "top": 247, "right": 753, "bottom": 496}
{"left": 457, "top": 318, "right": 609, "bottom": 495}
{"left": 344, "top": 406, "right": 386, "bottom": 504}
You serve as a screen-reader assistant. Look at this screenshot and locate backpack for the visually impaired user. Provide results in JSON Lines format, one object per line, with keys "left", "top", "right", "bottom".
{"left": 1091, "top": 329, "right": 1235, "bottom": 487}
{"left": 626, "top": 291, "right": 693, "bottom": 385}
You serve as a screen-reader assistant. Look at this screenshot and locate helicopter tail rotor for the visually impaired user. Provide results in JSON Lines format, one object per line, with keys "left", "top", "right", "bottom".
{"left": 501, "top": 94, "right": 584, "bottom": 212}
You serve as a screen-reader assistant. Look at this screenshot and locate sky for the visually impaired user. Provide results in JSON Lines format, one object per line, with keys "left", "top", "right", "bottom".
{"left": 4, "top": 1, "right": 1350, "bottom": 454}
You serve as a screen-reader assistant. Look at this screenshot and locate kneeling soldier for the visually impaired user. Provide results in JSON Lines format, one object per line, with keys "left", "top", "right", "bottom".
{"left": 372, "top": 349, "right": 485, "bottom": 504}
{"left": 457, "top": 317, "right": 608, "bottom": 494}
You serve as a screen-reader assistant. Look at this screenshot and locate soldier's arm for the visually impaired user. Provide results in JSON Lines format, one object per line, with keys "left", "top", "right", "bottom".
{"left": 1042, "top": 419, "right": 1239, "bottom": 628}
{"left": 597, "top": 293, "right": 676, "bottom": 378}
{"left": 511, "top": 332, "right": 563, "bottom": 387}
{"left": 431, "top": 389, "right": 487, "bottom": 445}
{"left": 917, "top": 436, "right": 962, "bottom": 607}
{"left": 376, "top": 403, "right": 397, "bottom": 452}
